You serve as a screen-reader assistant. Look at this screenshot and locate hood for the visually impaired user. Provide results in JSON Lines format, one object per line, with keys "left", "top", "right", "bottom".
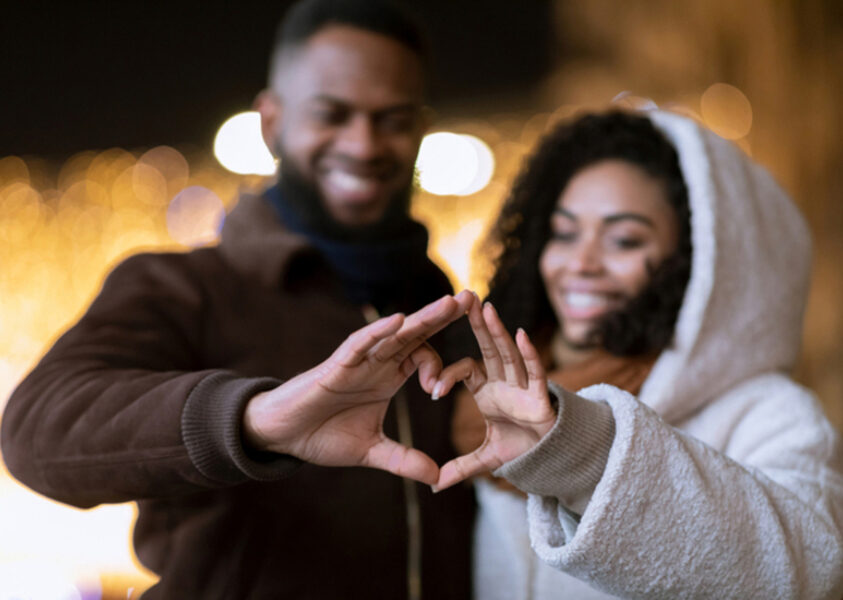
{"left": 639, "top": 110, "right": 812, "bottom": 422}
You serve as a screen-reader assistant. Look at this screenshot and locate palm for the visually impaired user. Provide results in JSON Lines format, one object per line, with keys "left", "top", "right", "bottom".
{"left": 244, "top": 292, "right": 474, "bottom": 485}
{"left": 476, "top": 381, "right": 551, "bottom": 457}
{"left": 286, "top": 350, "right": 422, "bottom": 465}
{"left": 435, "top": 299, "right": 556, "bottom": 492}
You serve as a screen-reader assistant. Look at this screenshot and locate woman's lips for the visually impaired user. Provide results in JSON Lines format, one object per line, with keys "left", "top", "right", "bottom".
{"left": 559, "top": 291, "right": 618, "bottom": 319}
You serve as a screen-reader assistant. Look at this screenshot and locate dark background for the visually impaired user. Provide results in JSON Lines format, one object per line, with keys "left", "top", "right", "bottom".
{"left": 0, "top": 1, "right": 554, "bottom": 158}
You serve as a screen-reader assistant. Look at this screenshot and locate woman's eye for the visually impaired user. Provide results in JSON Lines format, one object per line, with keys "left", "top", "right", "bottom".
{"left": 550, "top": 231, "right": 577, "bottom": 242}
{"left": 611, "top": 237, "right": 645, "bottom": 250}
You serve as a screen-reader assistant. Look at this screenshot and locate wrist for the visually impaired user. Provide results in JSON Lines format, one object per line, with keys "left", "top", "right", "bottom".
{"left": 531, "top": 412, "right": 557, "bottom": 440}
{"left": 240, "top": 368, "right": 325, "bottom": 456}
{"left": 527, "top": 389, "right": 558, "bottom": 440}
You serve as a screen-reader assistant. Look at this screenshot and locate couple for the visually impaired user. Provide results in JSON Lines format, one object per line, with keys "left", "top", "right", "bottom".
{"left": 3, "top": 0, "right": 842, "bottom": 598}
{"left": 260, "top": 107, "right": 840, "bottom": 599}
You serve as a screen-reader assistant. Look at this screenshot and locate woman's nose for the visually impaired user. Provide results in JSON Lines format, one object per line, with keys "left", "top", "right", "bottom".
{"left": 567, "top": 238, "right": 604, "bottom": 275}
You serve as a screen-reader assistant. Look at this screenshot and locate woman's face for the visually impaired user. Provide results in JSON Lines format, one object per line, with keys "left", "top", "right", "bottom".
{"left": 539, "top": 159, "right": 680, "bottom": 348}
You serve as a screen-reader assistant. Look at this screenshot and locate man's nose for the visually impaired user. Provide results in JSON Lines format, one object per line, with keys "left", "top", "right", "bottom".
{"left": 335, "top": 114, "right": 381, "bottom": 160}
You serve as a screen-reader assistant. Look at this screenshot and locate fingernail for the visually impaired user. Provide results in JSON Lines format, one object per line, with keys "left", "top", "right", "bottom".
{"left": 430, "top": 484, "right": 440, "bottom": 494}
{"left": 431, "top": 381, "right": 443, "bottom": 400}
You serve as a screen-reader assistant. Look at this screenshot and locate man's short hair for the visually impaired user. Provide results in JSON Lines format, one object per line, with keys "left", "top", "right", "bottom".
{"left": 268, "top": 0, "right": 429, "bottom": 85}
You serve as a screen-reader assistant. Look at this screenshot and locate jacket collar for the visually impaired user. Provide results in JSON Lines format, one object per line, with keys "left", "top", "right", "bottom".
{"left": 218, "top": 192, "right": 320, "bottom": 289}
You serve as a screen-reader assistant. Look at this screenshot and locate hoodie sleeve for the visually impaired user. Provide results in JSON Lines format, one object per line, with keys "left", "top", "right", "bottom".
{"left": 508, "top": 380, "right": 843, "bottom": 600}
{"left": 0, "top": 252, "right": 301, "bottom": 509}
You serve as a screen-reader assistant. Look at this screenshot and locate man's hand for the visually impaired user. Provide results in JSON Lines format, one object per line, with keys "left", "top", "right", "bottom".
{"left": 431, "top": 296, "right": 557, "bottom": 492}
{"left": 242, "top": 291, "right": 473, "bottom": 485}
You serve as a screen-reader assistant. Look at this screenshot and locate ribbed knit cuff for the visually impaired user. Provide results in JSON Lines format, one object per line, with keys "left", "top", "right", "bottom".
{"left": 182, "top": 372, "right": 302, "bottom": 484}
{"left": 494, "top": 382, "right": 615, "bottom": 512}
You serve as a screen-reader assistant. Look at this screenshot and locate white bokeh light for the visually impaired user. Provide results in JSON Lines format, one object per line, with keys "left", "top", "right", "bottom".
{"left": 0, "top": 562, "right": 86, "bottom": 600}
{"left": 459, "top": 136, "right": 496, "bottom": 195}
{"left": 416, "top": 132, "right": 495, "bottom": 196}
{"left": 213, "top": 111, "right": 277, "bottom": 176}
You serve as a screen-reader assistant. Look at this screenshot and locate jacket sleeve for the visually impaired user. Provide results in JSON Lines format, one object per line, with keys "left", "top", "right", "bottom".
{"left": 502, "top": 378, "right": 843, "bottom": 600}
{"left": 0, "top": 252, "right": 300, "bottom": 509}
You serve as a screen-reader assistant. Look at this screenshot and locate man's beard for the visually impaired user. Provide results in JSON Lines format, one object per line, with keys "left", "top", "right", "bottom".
{"left": 275, "top": 146, "right": 415, "bottom": 243}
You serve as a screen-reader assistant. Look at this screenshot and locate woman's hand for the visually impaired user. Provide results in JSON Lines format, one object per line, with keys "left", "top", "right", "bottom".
{"left": 431, "top": 296, "right": 557, "bottom": 492}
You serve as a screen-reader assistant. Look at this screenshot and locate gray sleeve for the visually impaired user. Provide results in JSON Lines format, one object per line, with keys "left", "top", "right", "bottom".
{"left": 182, "top": 371, "right": 303, "bottom": 484}
{"left": 493, "top": 382, "right": 615, "bottom": 513}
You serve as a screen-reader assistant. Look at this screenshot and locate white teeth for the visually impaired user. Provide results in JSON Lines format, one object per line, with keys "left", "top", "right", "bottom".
{"left": 565, "top": 292, "right": 610, "bottom": 308}
{"left": 326, "top": 170, "right": 378, "bottom": 193}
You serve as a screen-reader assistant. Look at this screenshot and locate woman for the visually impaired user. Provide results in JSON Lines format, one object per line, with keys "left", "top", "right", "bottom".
{"left": 431, "top": 110, "right": 843, "bottom": 598}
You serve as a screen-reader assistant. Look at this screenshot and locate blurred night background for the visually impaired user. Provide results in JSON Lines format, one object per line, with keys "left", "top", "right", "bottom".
{"left": 1, "top": 1, "right": 842, "bottom": 597}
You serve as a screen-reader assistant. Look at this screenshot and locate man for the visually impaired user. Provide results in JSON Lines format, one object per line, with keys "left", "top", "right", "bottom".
{"left": 0, "top": 1, "right": 474, "bottom": 597}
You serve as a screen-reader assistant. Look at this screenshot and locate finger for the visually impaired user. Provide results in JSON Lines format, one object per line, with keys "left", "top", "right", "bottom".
{"left": 365, "top": 438, "right": 440, "bottom": 485}
{"left": 452, "top": 289, "right": 475, "bottom": 314}
{"left": 467, "top": 296, "right": 504, "bottom": 380}
{"left": 434, "top": 449, "right": 501, "bottom": 493}
{"left": 483, "top": 302, "right": 528, "bottom": 388}
{"left": 432, "top": 357, "right": 485, "bottom": 399}
{"left": 516, "top": 328, "right": 547, "bottom": 395}
{"left": 409, "top": 343, "right": 443, "bottom": 393}
{"left": 337, "top": 313, "right": 405, "bottom": 366}
{"left": 374, "top": 295, "right": 462, "bottom": 362}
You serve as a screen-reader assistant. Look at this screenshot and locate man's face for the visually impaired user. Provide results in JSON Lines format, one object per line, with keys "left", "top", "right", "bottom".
{"left": 258, "top": 25, "right": 428, "bottom": 227}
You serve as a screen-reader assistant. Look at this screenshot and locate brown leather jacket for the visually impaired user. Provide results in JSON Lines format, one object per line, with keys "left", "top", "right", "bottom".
{"left": 1, "top": 194, "right": 474, "bottom": 599}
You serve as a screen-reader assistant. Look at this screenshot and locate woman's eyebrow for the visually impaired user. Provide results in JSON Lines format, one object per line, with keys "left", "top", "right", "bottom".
{"left": 552, "top": 207, "right": 655, "bottom": 228}
{"left": 604, "top": 213, "right": 655, "bottom": 227}
{"left": 553, "top": 207, "right": 577, "bottom": 221}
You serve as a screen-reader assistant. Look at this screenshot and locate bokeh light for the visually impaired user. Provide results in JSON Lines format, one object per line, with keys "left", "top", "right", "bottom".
{"left": 213, "top": 111, "right": 277, "bottom": 176}
{"left": 416, "top": 132, "right": 495, "bottom": 196}
{"left": 459, "top": 136, "right": 496, "bottom": 195}
{"left": 700, "top": 83, "right": 753, "bottom": 140}
{"left": 0, "top": 146, "right": 249, "bottom": 597}
{"left": 0, "top": 156, "right": 29, "bottom": 186}
{"left": 138, "top": 146, "right": 190, "bottom": 198}
{"left": 0, "top": 561, "right": 87, "bottom": 600}
{"left": 166, "top": 186, "right": 226, "bottom": 247}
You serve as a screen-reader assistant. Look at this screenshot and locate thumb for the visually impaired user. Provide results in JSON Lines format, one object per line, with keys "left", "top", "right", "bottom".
{"left": 434, "top": 449, "right": 499, "bottom": 493}
{"left": 364, "top": 437, "right": 440, "bottom": 485}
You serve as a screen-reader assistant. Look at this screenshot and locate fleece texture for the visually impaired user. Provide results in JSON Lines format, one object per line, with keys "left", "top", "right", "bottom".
{"left": 474, "top": 110, "right": 843, "bottom": 599}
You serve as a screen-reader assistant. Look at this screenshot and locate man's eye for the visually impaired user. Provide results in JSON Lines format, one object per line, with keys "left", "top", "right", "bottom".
{"left": 378, "top": 114, "right": 415, "bottom": 133}
{"left": 312, "top": 109, "right": 346, "bottom": 125}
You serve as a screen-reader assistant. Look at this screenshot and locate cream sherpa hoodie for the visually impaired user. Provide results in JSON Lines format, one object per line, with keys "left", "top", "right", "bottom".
{"left": 473, "top": 110, "right": 843, "bottom": 599}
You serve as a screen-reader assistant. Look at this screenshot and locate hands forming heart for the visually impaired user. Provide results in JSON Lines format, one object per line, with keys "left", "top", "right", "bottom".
{"left": 242, "top": 290, "right": 557, "bottom": 490}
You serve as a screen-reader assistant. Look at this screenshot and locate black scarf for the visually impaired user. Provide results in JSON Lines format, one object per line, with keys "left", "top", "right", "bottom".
{"left": 265, "top": 185, "right": 450, "bottom": 313}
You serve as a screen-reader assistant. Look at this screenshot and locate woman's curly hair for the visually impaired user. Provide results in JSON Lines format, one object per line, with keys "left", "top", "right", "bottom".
{"left": 484, "top": 110, "right": 692, "bottom": 358}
